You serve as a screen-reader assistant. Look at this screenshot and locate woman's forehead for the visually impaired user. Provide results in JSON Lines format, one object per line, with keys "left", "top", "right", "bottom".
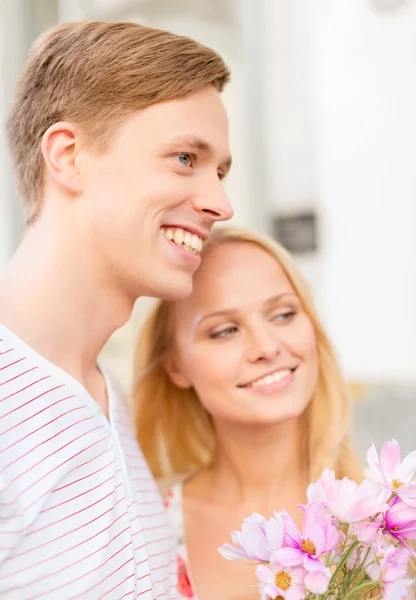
{"left": 175, "top": 242, "right": 295, "bottom": 321}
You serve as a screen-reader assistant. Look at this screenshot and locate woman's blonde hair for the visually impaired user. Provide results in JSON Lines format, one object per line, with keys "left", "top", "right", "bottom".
{"left": 133, "top": 226, "right": 363, "bottom": 482}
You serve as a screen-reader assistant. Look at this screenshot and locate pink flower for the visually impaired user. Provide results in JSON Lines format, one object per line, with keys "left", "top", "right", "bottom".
{"left": 307, "top": 468, "right": 389, "bottom": 523}
{"left": 366, "top": 544, "right": 412, "bottom": 599}
{"left": 218, "top": 512, "right": 284, "bottom": 562}
{"left": 273, "top": 506, "right": 336, "bottom": 594}
{"left": 256, "top": 557, "right": 306, "bottom": 600}
{"left": 351, "top": 521, "right": 381, "bottom": 544}
{"left": 367, "top": 439, "right": 416, "bottom": 506}
{"left": 384, "top": 498, "right": 416, "bottom": 551}
{"left": 382, "top": 579, "right": 413, "bottom": 600}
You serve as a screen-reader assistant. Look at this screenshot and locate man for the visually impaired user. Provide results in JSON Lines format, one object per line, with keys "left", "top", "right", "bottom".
{"left": 0, "top": 21, "right": 232, "bottom": 599}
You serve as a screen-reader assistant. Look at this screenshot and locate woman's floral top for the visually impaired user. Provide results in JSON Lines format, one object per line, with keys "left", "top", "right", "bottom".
{"left": 165, "top": 482, "right": 197, "bottom": 599}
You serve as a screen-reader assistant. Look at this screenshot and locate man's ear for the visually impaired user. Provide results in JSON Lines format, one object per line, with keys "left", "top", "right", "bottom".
{"left": 41, "top": 121, "right": 83, "bottom": 195}
{"left": 162, "top": 353, "right": 193, "bottom": 390}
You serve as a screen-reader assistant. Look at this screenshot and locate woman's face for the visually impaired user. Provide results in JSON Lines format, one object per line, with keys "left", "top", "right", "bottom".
{"left": 166, "top": 242, "right": 319, "bottom": 426}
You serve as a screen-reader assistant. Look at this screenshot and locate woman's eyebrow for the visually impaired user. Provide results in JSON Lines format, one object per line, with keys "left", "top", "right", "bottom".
{"left": 197, "top": 292, "right": 297, "bottom": 326}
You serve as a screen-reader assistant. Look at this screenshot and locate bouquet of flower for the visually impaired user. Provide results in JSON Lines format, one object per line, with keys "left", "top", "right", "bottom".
{"left": 219, "top": 440, "right": 416, "bottom": 600}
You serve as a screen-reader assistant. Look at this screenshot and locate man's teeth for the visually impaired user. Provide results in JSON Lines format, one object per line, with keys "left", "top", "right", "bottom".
{"left": 161, "top": 227, "right": 203, "bottom": 253}
{"left": 248, "top": 369, "right": 292, "bottom": 388}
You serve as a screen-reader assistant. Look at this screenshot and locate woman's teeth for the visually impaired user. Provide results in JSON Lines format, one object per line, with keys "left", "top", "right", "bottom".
{"left": 247, "top": 369, "right": 293, "bottom": 388}
{"left": 161, "top": 227, "right": 203, "bottom": 254}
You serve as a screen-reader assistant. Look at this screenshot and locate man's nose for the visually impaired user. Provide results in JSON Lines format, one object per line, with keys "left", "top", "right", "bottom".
{"left": 191, "top": 179, "right": 233, "bottom": 223}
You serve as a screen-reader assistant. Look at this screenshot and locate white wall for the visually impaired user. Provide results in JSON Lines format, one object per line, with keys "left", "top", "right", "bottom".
{"left": 262, "top": 0, "right": 318, "bottom": 216}
{"left": 261, "top": 0, "right": 416, "bottom": 384}
{"left": 0, "top": 0, "right": 57, "bottom": 272}
{"left": 0, "top": 21, "right": 13, "bottom": 272}
{"left": 260, "top": 0, "right": 323, "bottom": 314}
{"left": 310, "top": 0, "right": 416, "bottom": 383}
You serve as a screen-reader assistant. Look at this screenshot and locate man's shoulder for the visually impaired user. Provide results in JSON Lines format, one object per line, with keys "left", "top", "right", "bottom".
{"left": 0, "top": 334, "right": 112, "bottom": 526}
{"left": 0, "top": 333, "right": 95, "bottom": 427}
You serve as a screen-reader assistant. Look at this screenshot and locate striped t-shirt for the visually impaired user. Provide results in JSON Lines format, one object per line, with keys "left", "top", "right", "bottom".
{"left": 0, "top": 323, "right": 177, "bottom": 599}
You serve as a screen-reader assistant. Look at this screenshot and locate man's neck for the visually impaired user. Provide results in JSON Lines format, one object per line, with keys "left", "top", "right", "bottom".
{"left": 0, "top": 221, "right": 134, "bottom": 391}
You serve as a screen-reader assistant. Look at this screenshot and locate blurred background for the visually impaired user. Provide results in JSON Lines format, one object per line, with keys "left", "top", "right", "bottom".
{"left": 0, "top": 0, "right": 415, "bottom": 458}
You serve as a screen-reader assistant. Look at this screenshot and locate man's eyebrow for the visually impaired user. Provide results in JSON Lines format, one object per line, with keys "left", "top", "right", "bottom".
{"left": 166, "top": 134, "right": 232, "bottom": 171}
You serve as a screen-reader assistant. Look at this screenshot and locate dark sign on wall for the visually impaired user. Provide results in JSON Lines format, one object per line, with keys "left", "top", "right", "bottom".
{"left": 272, "top": 211, "right": 318, "bottom": 255}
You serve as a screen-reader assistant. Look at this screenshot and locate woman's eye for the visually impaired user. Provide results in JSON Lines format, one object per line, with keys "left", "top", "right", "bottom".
{"left": 176, "top": 153, "right": 192, "bottom": 166}
{"left": 272, "top": 311, "right": 296, "bottom": 323}
{"left": 210, "top": 326, "right": 238, "bottom": 339}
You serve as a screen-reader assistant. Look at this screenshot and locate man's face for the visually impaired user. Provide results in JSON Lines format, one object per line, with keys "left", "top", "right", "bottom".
{"left": 77, "top": 85, "right": 233, "bottom": 302}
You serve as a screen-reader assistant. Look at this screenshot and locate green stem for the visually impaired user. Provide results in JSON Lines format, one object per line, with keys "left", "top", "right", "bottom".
{"left": 329, "top": 538, "right": 360, "bottom": 587}
{"left": 341, "top": 579, "right": 380, "bottom": 600}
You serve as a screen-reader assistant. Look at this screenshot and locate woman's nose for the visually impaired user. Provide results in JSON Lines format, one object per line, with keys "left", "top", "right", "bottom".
{"left": 246, "top": 327, "right": 282, "bottom": 363}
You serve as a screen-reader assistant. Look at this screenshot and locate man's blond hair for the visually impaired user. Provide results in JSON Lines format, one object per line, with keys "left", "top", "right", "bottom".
{"left": 6, "top": 21, "right": 230, "bottom": 223}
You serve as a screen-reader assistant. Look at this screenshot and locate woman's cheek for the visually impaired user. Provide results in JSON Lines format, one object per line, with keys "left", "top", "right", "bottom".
{"left": 288, "top": 317, "right": 317, "bottom": 357}
{"left": 192, "top": 346, "right": 239, "bottom": 386}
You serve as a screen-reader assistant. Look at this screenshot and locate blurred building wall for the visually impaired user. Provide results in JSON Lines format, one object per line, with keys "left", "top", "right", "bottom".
{"left": 310, "top": 0, "right": 416, "bottom": 384}
{"left": 0, "top": 0, "right": 58, "bottom": 270}
{"left": 259, "top": 0, "right": 322, "bottom": 342}
{"left": 260, "top": 0, "right": 416, "bottom": 385}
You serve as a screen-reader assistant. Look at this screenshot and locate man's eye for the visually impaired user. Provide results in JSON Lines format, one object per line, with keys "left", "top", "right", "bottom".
{"left": 176, "top": 153, "right": 192, "bottom": 166}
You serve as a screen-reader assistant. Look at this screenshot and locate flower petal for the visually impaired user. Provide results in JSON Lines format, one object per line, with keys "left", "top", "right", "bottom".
{"left": 265, "top": 513, "right": 284, "bottom": 551}
{"left": 272, "top": 547, "right": 304, "bottom": 567}
{"left": 367, "top": 443, "right": 381, "bottom": 477}
{"left": 290, "top": 567, "right": 307, "bottom": 585}
{"left": 396, "top": 450, "right": 416, "bottom": 483}
{"left": 302, "top": 509, "right": 326, "bottom": 555}
{"left": 325, "top": 518, "right": 340, "bottom": 551}
{"left": 239, "top": 521, "right": 270, "bottom": 561}
{"left": 383, "top": 579, "right": 413, "bottom": 600}
{"left": 353, "top": 521, "right": 380, "bottom": 544}
{"left": 397, "top": 484, "right": 416, "bottom": 507}
{"left": 366, "top": 561, "right": 381, "bottom": 581}
{"left": 218, "top": 543, "right": 250, "bottom": 561}
{"left": 303, "top": 555, "right": 326, "bottom": 572}
{"left": 307, "top": 479, "right": 327, "bottom": 505}
{"left": 282, "top": 510, "right": 302, "bottom": 548}
{"left": 380, "top": 439, "right": 401, "bottom": 482}
{"left": 305, "top": 569, "right": 330, "bottom": 594}
{"left": 255, "top": 564, "right": 272, "bottom": 583}
{"left": 263, "top": 581, "right": 280, "bottom": 598}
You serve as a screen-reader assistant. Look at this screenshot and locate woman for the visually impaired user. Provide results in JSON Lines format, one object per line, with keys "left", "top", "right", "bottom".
{"left": 133, "top": 227, "right": 362, "bottom": 600}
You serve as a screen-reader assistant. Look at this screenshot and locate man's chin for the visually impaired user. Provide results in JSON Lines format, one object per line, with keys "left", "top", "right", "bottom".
{"left": 146, "top": 272, "right": 194, "bottom": 302}
{"left": 160, "top": 278, "right": 194, "bottom": 301}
